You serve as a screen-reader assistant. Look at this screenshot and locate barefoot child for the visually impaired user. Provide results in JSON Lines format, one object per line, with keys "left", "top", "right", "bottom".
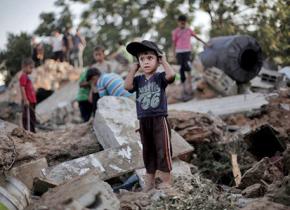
{"left": 125, "top": 40, "right": 175, "bottom": 191}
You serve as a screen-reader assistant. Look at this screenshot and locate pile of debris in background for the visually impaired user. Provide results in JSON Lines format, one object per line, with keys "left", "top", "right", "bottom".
{"left": 0, "top": 54, "right": 290, "bottom": 210}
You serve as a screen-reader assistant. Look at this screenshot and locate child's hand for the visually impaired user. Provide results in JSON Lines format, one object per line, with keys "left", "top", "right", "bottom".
{"left": 130, "top": 63, "right": 140, "bottom": 73}
{"left": 159, "top": 54, "right": 168, "bottom": 65}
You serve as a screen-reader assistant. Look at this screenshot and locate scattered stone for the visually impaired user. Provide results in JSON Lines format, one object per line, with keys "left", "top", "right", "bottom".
{"left": 27, "top": 171, "right": 120, "bottom": 210}
{"left": 8, "top": 158, "right": 48, "bottom": 190}
{"left": 239, "top": 157, "right": 284, "bottom": 189}
{"left": 203, "top": 66, "right": 238, "bottom": 96}
{"left": 1, "top": 120, "right": 101, "bottom": 169}
{"left": 168, "top": 110, "right": 227, "bottom": 143}
{"left": 242, "top": 183, "right": 266, "bottom": 198}
{"left": 240, "top": 198, "right": 290, "bottom": 210}
{"left": 267, "top": 175, "right": 290, "bottom": 206}
{"left": 32, "top": 177, "right": 58, "bottom": 196}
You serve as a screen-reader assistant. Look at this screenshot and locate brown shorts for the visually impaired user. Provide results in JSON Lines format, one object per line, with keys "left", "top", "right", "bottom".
{"left": 139, "top": 116, "right": 172, "bottom": 174}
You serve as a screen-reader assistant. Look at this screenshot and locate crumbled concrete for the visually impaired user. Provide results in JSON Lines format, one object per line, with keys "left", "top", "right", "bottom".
{"left": 8, "top": 158, "right": 48, "bottom": 190}
{"left": 27, "top": 171, "right": 120, "bottom": 210}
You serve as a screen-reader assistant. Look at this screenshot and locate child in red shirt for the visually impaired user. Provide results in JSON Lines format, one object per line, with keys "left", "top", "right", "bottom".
{"left": 19, "top": 58, "right": 37, "bottom": 132}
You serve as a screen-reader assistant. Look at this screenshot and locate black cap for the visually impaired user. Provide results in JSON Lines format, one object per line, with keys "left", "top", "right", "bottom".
{"left": 86, "top": 68, "right": 101, "bottom": 81}
{"left": 126, "top": 40, "right": 163, "bottom": 57}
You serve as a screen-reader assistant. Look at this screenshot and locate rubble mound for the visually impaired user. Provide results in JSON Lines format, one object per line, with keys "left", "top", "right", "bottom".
{"left": 0, "top": 121, "right": 101, "bottom": 171}
{"left": 168, "top": 110, "right": 227, "bottom": 143}
{"left": 118, "top": 174, "right": 232, "bottom": 210}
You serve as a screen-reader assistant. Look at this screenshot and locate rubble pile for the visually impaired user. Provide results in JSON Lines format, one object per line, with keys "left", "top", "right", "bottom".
{"left": 224, "top": 90, "right": 290, "bottom": 137}
{"left": 118, "top": 173, "right": 232, "bottom": 210}
{"left": 0, "top": 121, "right": 101, "bottom": 170}
{"left": 168, "top": 110, "right": 227, "bottom": 143}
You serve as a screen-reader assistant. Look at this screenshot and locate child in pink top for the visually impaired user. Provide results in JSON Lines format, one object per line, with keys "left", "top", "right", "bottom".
{"left": 172, "top": 15, "right": 208, "bottom": 101}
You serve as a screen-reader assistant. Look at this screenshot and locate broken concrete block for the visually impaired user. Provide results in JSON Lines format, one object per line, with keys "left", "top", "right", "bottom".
{"left": 0, "top": 176, "right": 30, "bottom": 210}
{"left": 260, "top": 68, "right": 283, "bottom": 85}
{"left": 44, "top": 143, "right": 143, "bottom": 184}
{"left": 203, "top": 67, "right": 238, "bottom": 96}
{"left": 8, "top": 158, "right": 48, "bottom": 190}
{"left": 239, "top": 157, "right": 284, "bottom": 189}
{"left": 27, "top": 171, "right": 120, "bottom": 210}
{"left": 94, "top": 96, "right": 193, "bottom": 157}
{"left": 36, "top": 81, "right": 78, "bottom": 123}
{"left": 0, "top": 119, "right": 17, "bottom": 135}
{"left": 32, "top": 177, "right": 58, "bottom": 196}
{"left": 245, "top": 124, "right": 286, "bottom": 159}
{"left": 169, "top": 93, "right": 268, "bottom": 116}
{"left": 242, "top": 183, "right": 266, "bottom": 198}
{"left": 250, "top": 76, "right": 275, "bottom": 93}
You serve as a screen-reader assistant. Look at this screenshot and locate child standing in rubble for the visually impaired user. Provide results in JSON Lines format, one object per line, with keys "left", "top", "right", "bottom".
{"left": 125, "top": 40, "right": 175, "bottom": 192}
{"left": 19, "top": 58, "right": 37, "bottom": 132}
{"left": 172, "top": 14, "right": 209, "bottom": 101}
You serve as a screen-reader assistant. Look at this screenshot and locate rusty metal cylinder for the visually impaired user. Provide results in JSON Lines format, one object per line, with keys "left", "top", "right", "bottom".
{"left": 199, "top": 35, "right": 263, "bottom": 83}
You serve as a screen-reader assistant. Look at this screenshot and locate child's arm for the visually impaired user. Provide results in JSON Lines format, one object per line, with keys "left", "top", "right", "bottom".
{"left": 124, "top": 63, "right": 139, "bottom": 91}
{"left": 160, "top": 55, "right": 176, "bottom": 82}
{"left": 192, "top": 34, "right": 209, "bottom": 48}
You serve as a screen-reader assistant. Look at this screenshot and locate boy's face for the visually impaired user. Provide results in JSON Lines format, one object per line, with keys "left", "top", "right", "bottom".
{"left": 138, "top": 51, "right": 159, "bottom": 75}
{"left": 23, "top": 64, "right": 34, "bottom": 74}
{"left": 94, "top": 50, "right": 105, "bottom": 63}
{"left": 90, "top": 75, "right": 98, "bottom": 84}
{"left": 178, "top": 20, "right": 186, "bottom": 28}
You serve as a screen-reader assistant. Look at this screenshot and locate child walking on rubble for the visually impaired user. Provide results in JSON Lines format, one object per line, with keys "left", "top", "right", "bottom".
{"left": 125, "top": 40, "right": 175, "bottom": 192}
{"left": 19, "top": 58, "right": 37, "bottom": 132}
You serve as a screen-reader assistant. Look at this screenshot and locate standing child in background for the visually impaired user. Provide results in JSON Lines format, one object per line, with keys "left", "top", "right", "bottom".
{"left": 172, "top": 14, "right": 208, "bottom": 101}
{"left": 92, "top": 45, "right": 112, "bottom": 73}
{"left": 19, "top": 58, "right": 37, "bottom": 132}
{"left": 125, "top": 40, "right": 175, "bottom": 192}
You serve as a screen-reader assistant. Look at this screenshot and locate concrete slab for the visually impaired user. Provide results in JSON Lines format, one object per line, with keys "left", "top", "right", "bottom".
{"left": 43, "top": 143, "right": 143, "bottom": 184}
{"left": 28, "top": 171, "right": 120, "bottom": 210}
{"left": 36, "top": 81, "right": 78, "bottom": 123}
{"left": 169, "top": 93, "right": 268, "bottom": 117}
{"left": 9, "top": 158, "right": 48, "bottom": 190}
{"left": 94, "top": 96, "right": 193, "bottom": 157}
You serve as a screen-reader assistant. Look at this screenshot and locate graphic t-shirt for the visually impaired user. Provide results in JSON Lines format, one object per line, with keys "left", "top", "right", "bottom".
{"left": 130, "top": 72, "right": 173, "bottom": 119}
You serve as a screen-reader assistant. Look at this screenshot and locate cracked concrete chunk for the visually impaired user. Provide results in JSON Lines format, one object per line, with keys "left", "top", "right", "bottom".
{"left": 27, "top": 171, "right": 120, "bottom": 210}
{"left": 94, "top": 96, "right": 193, "bottom": 157}
{"left": 8, "top": 158, "right": 48, "bottom": 190}
{"left": 44, "top": 143, "right": 143, "bottom": 184}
